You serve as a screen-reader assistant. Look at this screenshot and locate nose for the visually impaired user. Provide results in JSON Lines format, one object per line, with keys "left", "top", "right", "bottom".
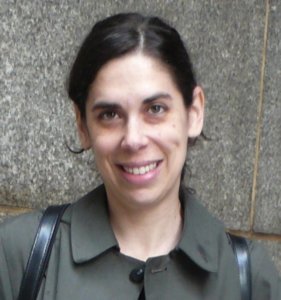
{"left": 121, "top": 117, "right": 148, "bottom": 151}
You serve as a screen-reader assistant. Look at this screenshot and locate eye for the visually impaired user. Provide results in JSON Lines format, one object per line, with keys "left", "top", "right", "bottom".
{"left": 148, "top": 104, "right": 165, "bottom": 114}
{"left": 98, "top": 110, "right": 119, "bottom": 120}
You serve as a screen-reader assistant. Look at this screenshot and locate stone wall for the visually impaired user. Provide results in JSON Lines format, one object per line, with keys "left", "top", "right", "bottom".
{"left": 1, "top": 0, "right": 280, "bottom": 273}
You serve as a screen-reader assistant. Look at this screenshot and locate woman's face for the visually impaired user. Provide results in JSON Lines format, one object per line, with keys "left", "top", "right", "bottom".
{"left": 76, "top": 53, "right": 204, "bottom": 209}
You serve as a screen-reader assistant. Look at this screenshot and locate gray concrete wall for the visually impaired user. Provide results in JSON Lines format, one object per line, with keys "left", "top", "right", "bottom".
{"left": 1, "top": 0, "right": 280, "bottom": 273}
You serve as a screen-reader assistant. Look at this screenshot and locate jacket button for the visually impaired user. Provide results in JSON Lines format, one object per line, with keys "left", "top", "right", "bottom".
{"left": 129, "top": 265, "right": 145, "bottom": 283}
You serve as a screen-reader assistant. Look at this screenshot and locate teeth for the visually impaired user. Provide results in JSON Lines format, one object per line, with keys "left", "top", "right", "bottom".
{"left": 123, "top": 162, "right": 157, "bottom": 175}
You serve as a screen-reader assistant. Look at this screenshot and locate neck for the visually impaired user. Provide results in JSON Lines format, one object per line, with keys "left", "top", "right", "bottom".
{"left": 108, "top": 193, "right": 183, "bottom": 261}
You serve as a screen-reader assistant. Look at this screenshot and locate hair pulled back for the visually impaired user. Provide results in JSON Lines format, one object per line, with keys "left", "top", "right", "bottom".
{"left": 68, "top": 13, "right": 197, "bottom": 119}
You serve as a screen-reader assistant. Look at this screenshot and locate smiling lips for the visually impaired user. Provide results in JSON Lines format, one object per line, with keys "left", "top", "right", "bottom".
{"left": 120, "top": 161, "right": 160, "bottom": 175}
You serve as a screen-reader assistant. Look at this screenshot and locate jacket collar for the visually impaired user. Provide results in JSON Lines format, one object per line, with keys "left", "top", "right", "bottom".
{"left": 177, "top": 188, "right": 221, "bottom": 272}
{"left": 68, "top": 185, "right": 118, "bottom": 263}
{"left": 67, "top": 185, "right": 221, "bottom": 272}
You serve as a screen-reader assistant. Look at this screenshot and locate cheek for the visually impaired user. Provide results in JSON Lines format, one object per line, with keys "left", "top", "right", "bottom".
{"left": 152, "top": 121, "right": 188, "bottom": 152}
{"left": 91, "top": 131, "right": 121, "bottom": 158}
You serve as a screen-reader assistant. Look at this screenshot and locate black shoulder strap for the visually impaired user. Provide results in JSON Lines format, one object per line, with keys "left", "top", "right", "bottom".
{"left": 227, "top": 233, "right": 252, "bottom": 300}
{"left": 18, "top": 204, "right": 70, "bottom": 300}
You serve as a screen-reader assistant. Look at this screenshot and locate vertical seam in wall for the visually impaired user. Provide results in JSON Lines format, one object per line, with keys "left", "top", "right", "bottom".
{"left": 249, "top": 0, "right": 270, "bottom": 233}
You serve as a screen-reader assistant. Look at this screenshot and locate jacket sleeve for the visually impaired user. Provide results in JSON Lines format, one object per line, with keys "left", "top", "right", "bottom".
{"left": 250, "top": 240, "right": 281, "bottom": 300}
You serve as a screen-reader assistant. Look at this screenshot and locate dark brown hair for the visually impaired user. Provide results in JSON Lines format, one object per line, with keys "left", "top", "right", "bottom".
{"left": 68, "top": 13, "right": 197, "bottom": 119}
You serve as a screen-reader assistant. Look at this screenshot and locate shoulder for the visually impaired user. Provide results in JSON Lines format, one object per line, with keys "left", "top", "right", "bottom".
{"left": 248, "top": 240, "right": 281, "bottom": 299}
{"left": 0, "top": 210, "right": 42, "bottom": 239}
{"left": 182, "top": 187, "right": 280, "bottom": 297}
{"left": 0, "top": 210, "right": 44, "bottom": 299}
{"left": 0, "top": 210, "right": 43, "bottom": 267}
{"left": 0, "top": 185, "right": 106, "bottom": 258}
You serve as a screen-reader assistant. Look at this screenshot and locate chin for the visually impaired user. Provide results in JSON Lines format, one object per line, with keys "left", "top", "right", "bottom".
{"left": 121, "top": 187, "right": 167, "bottom": 209}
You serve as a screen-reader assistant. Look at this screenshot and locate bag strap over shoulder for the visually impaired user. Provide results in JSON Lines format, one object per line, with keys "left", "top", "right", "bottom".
{"left": 18, "top": 204, "right": 70, "bottom": 300}
{"left": 227, "top": 233, "right": 252, "bottom": 300}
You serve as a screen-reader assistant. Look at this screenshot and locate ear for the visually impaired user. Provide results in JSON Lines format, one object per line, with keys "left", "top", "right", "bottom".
{"left": 186, "top": 86, "right": 205, "bottom": 138}
{"left": 73, "top": 104, "right": 91, "bottom": 150}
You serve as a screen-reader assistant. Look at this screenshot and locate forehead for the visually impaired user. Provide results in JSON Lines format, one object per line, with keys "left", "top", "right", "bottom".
{"left": 88, "top": 53, "right": 180, "bottom": 103}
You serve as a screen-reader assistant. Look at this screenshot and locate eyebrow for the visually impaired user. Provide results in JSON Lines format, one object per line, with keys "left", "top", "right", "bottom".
{"left": 143, "top": 93, "right": 172, "bottom": 104}
{"left": 91, "top": 93, "right": 172, "bottom": 111}
{"left": 92, "top": 102, "right": 121, "bottom": 111}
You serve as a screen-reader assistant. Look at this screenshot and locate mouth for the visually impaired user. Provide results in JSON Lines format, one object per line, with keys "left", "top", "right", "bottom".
{"left": 119, "top": 161, "right": 161, "bottom": 175}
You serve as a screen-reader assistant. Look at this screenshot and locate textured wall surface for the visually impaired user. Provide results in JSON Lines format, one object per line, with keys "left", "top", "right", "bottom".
{"left": 254, "top": 0, "right": 281, "bottom": 235}
{"left": 1, "top": 0, "right": 280, "bottom": 273}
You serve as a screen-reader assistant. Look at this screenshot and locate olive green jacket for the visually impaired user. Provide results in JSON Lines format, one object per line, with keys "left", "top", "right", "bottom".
{"left": 0, "top": 185, "right": 280, "bottom": 299}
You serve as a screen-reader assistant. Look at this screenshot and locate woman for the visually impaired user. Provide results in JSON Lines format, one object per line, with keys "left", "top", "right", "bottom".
{"left": 0, "top": 13, "right": 280, "bottom": 300}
